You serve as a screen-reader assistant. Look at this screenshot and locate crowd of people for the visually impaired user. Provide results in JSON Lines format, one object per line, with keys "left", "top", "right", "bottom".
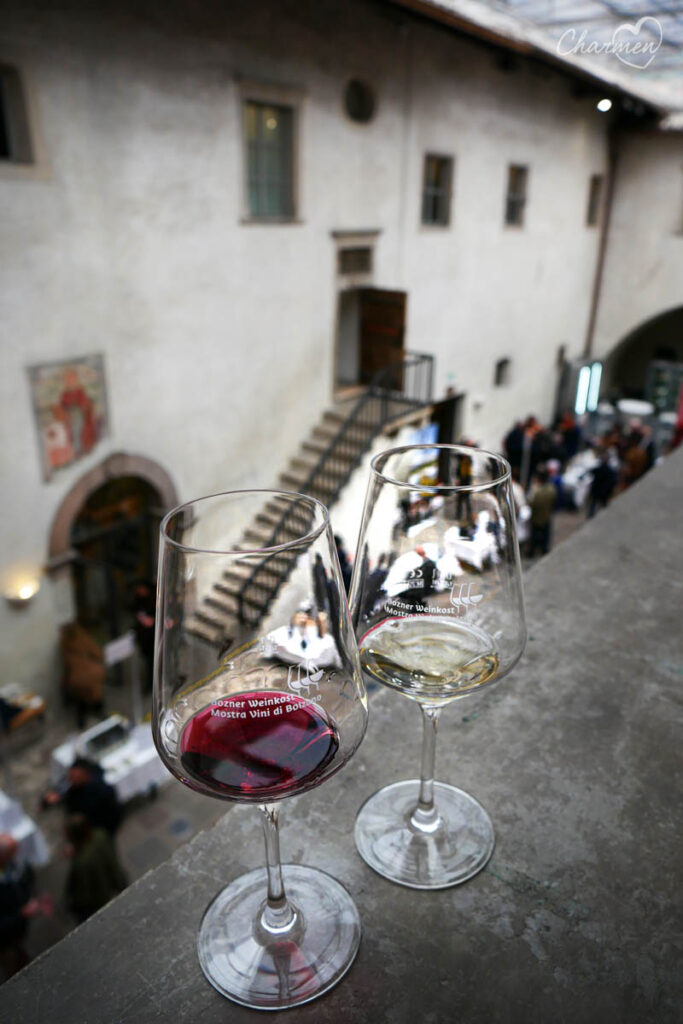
{"left": 503, "top": 412, "right": 662, "bottom": 558}
{"left": 0, "top": 757, "right": 127, "bottom": 979}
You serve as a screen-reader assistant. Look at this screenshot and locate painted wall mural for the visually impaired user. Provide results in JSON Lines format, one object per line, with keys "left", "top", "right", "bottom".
{"left": 27, "top": 355, "right": 109, "bottom": 482}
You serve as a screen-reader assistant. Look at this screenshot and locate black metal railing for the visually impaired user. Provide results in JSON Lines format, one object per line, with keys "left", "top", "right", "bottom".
{"left": 236, "top": 352, "right": 434, "bottom": 625}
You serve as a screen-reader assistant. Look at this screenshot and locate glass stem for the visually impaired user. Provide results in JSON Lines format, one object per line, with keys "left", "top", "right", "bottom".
{"left": 257, "top": 803, "right": 298, "bottom": 937}
{"left": 410, "top": 706, "right": 443, "bottom": 834}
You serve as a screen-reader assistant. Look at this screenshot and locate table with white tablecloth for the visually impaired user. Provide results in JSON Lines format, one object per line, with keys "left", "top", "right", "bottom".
{"left": 51, "top": 721, "right": 170, "bottom": 804}
{"left": 0, "top": 789, "right": 50, "bottom": 867}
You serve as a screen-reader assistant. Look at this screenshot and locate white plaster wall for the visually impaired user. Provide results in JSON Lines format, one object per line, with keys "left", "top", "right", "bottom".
{"left": 594, "top": 130, "right": 683, "bottom": 358}
{"left": 0, "top": 0, "right": 676, "bottom": 694}
{"left": 394, "top": 24, "right": 609, "bottom": 450}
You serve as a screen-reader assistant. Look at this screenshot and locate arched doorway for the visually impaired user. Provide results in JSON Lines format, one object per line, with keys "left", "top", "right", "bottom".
{"left": 603, "top": 305, "right": 683, "bottom": 402}
{"left": 71, "top": 475, "right": 162, "bottom": 640}
{"left": 48, "top": 453, "right": 178, "bottom": 643}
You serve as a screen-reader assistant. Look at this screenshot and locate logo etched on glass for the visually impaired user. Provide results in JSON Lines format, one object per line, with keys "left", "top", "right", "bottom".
{"left": 450, "top": 582, "right": 483, "bottom": 614}
{"left": 287, "top": 662, "right": 323, "bottom": 696}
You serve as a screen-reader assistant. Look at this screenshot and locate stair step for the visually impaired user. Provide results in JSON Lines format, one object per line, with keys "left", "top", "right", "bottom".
{"left": 206, "top": 594, "right": 238, "bottom": 614}
{"left": 223, "top": 551, "right": 292, "bottom": 579}
{"left": 226, "top": 563, "right": 255, "bottom": 581}
{"left": 322, "top": 410, "right": 347, "bottom": 428}
{"left": 194, "top": 609, "right": 226, "bottom": 629}
{"left": 255, "top": 509, "right": 286, "bottom": 528}
{"left": 290, "top": 455, "right": 318, "bottom": 473}
{"left": 280, "top": 475, "right": 341, "bottom": 500}
{"left": 222, "top": 568, "right": 282, "bottom": 591}
{"left": 311, "top": 424, "right": 341, "bottom": 442}
{"left": 312, "top": 422, "right": 373, "bottom": 446}
{"left": 267, "top": 494, "right": 294, "bottom": 508}
{"left": 215, "top": 582, "right": 272, "bottom": 609}
{"left": 302, "top": 438, "right": 348, "bottom": 457}
{"left": 216, "top": 580, "right": 241, "bottom": 598}
{"left": 185, "top": 618, "right": 222, "bottom": 646}
{"left": 279, "top": 469, "right": 340, "bottom": 490}
{"left": 299, "top": 442, "right": 360, "bottom": 464}
{"left": 243, "top": 525, "right": 276, "bottom": 544}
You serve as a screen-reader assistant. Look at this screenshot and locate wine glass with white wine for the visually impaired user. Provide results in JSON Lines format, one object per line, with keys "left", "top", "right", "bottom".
{"left": 349, "top": 444, "right": 526, "bottom": 889}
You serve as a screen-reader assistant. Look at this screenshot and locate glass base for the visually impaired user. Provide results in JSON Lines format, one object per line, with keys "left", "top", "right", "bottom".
{"left": 354, "top": 779, "right": 494, "bottom": 889}
{"left": 197, "top": 864, "right": 361, "bottom": 1010}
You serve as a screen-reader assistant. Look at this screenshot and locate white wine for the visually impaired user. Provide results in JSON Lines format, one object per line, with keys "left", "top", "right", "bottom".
{"left": 359, "top": 616, "right": 499, "bottom": 703}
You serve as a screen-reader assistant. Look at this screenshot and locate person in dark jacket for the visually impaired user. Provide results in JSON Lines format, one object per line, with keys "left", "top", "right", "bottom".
{"left": 334, "top": 535, "right": 353, "bottom": 594}
{"left": 0, "top": 835, "right": 52, "bottom": 979}
{"left": 64, "top": 814, "right": 128, "bottom": 923}
{"left": 588, "top": 455, "right": 617, "bottom": 517}
{"left": 133, "top": 581, "right": 156, "bottom": 691}
{"left": 364, "top": 554, "right": 388, "bottom": 615}
{"left": 311, "top": 554, "right": 329, "bottom": 614}
{"left": 527, "top": 466, "right": 557, "bottom": 558}
{"left": 503, "top": 421, "right": 524, "bottom": 476}
{"left": 42, "top": 758, "right": 123, "bottom": 836}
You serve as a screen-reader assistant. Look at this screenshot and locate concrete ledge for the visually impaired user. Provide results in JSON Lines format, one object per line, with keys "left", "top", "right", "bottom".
{"left": 2, "top": 451, "right": 682, "bottom": 1023}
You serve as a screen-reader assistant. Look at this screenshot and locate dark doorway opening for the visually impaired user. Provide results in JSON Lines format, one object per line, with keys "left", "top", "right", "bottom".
{"left": 70, "top": 476, "right": 163, "bottom": 644}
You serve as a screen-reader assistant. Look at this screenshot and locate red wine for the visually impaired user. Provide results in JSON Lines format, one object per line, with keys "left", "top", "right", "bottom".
{"left": 179, "top": 690, "right": 339, "bottom": 800}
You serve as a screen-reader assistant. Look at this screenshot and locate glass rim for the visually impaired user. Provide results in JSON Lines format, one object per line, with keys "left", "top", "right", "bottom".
{"left": 370, "top": 443, "right": 511, "bottom": 493}
{"left": 159, "top": 489, "right": 329, "bottom": 556}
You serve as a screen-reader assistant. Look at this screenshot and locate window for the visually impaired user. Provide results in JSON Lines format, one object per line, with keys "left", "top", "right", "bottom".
{"left": 586, "top": 174, "right": 604, "bottom": 226}
{"left": 505, "top": 164, "right": 528, "bottom": 227}
{"left": 421, "top": 154, "right": 453, "bottom": 226}
{"left": 344, "top": 80, "right": 376, "bottom": 124}
{"left": 494, "top": 358, "right": 511, "bottom": 387}
{"left": 338, "top": 247, "right": 372, "bottom": 275}
{"left": 0, "top": 64, "right": 33, "bottom": 164}
{"left": 244, "top": 101, "right": 294, "bottom": 219}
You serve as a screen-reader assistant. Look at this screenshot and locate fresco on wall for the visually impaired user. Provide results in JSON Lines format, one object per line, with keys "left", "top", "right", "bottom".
{"left": 27, "top": 355, "right": 109, "bottom": 482}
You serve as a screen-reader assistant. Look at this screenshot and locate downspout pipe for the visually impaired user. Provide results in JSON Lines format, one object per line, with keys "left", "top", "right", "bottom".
{"left": 583, "top": 128, "right": 619, "bottom": 359}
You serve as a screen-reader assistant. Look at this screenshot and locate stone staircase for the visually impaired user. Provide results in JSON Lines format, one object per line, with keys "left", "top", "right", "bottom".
{"left": 184, "top": 353, "right": 434, "bottom": 648}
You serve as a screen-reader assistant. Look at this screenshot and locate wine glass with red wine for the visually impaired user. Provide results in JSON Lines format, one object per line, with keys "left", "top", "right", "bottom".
{"left": 153, "top": 490, "right": 368, "bottom": 1010}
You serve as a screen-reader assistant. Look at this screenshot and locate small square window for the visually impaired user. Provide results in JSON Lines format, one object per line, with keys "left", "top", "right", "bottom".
{"left": 421, "top": 154, "right": 453, "bottom": 226}
{"left": 0, "top": 64, "right": 33, "bottom": 164}
{"left": 338, "top": 247, "right": 372, "bottom": 275}
{"left": 505, "top": 165, "right": 528, "bottom": 227}
{"left": 586, "top": 174, "right": 604, "bottom": 226}
{"left": 244, "top": 100, "right": 294, "bottom": 219}
{"left": 494, "top": 358, "right": 511, "bottom": 387}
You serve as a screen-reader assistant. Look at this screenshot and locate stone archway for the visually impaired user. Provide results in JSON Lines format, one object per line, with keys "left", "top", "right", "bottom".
{"left": 602, "top": 305, "right": 683, "bottom": 400}
{"left": 48, "top": 452, "right": 178, "bottom": 564}
{"left": 46, "top": 452, "right": 178, "bottom": 636}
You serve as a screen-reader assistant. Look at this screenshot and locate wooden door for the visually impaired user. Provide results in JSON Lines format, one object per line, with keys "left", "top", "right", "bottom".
{"left": 359, "top": 288, "right": 407, "bottom": 386}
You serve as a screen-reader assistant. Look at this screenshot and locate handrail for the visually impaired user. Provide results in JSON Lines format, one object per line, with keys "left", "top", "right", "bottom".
{"left": 236, "top": 351, "right": 434, "bottom": 625}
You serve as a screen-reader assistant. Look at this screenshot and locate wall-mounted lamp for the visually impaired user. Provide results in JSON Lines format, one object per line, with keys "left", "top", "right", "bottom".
{"left": 2, "top": 567, "right": 41, "bottom": 608}
{"left": 597, "top": 98, "right": 612, "bottom": 113}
